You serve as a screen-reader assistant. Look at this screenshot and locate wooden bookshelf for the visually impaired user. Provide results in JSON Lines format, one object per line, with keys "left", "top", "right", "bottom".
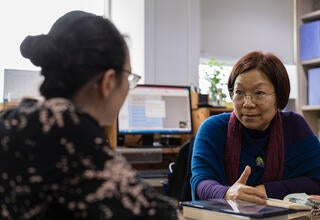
{"left": 296, "top": 0, "right": 320, "bottom": 136}
{"left": 192, "top": 106, "right": 233, "bottom": 134}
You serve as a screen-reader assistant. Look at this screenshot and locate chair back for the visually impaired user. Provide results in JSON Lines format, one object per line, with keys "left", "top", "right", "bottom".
{"left": 167, "top": 136, "right": 195, "bottom": 201}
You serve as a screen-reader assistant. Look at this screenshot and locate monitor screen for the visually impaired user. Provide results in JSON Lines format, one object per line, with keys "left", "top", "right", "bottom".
{"left": 118, "top": 84, "right": 193, "bottom": 137}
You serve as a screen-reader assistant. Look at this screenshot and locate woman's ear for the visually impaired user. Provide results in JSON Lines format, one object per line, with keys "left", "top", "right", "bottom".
{"left": 99, "top": 69, "right": 117, "bottom": 98}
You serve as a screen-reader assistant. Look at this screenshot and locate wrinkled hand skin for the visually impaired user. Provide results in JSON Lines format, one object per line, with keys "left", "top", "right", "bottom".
{"left": 224, "top": 165, "right": 267, "bottom": 204}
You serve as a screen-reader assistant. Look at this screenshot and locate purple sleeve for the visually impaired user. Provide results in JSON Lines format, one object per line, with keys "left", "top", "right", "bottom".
{"left": 196, "top": 179, "right": 230, "bottom": 200}
{"left": 265, "top": 177, "right": 320, "bottom": 199}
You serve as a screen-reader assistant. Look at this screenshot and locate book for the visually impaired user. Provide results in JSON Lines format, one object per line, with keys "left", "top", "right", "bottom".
{"left": 266, "top": 198, "right": 312, "bottom": 211}
{"left": 180, "top": 199, "right": 295, "bottom": 220}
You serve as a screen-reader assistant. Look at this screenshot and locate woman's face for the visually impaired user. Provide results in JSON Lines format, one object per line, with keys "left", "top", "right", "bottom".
{"left": 232, "top": 69, "right": 277, "bottom": 131}
{"left": 105, "top": 51, "right": 131, "bottom": 125}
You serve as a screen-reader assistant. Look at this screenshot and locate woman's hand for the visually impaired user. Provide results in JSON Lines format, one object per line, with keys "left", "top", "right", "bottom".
{"left": 224, "top": 166, "right": 267, "bottom": 204}
{"left": 255, "top": 184, "right": 266, "bottom": 196}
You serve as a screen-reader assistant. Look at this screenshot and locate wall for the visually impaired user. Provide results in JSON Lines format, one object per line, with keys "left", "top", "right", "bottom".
{"left": 201, "top": 0, "right": 294, "bottom": 64}
{"left": 145, "top": 0, "right": 200, "bottom": 86}
{"left": 111, "top": 0, "right": 200, "bottom": 86}
{"left": 0, "top": 0, "right": 296, "bottom": 99}
{"left": 110, "top": 0, "right": 146, "bottom": 82}
{"left": 200, "top": 0, "right": 297, "bottom": 100}
{"left": 112, "top": 0, "right": 294, "bottom": 88}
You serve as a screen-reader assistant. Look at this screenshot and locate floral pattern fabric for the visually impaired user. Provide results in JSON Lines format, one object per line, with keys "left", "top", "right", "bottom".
{"left": 0, "top": 98, "right": 182, "bottom": 220}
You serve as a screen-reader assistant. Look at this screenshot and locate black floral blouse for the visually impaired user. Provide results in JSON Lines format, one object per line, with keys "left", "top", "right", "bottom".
{"left": 0, "top": 98, "right": 182, "bottom": 220}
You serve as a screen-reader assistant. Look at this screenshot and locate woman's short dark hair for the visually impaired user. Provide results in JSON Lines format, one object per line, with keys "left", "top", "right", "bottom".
{"left": 20, "top": 10, "right": 126, "bottom": 99}
{"left": 228, "top": 51, "right": 290, "bottom": 110}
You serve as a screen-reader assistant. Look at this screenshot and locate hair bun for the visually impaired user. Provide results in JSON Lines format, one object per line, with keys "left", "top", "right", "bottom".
{"left": 20, "top": 34, "right": 62, "bottom": 69}
{"left": 20, "top": 10, "right": 126, "bottom": 99}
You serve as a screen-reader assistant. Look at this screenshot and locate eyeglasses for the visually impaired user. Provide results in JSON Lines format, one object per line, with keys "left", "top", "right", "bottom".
{"left": 123, "top": 70, "right": 141, "bottom": 89}
{"left": 231, "top": 90, "right": 275, "bottom": 104}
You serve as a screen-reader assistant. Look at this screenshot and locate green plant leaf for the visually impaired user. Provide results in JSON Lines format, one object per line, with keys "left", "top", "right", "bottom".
{"left": 202, "top": 58, "right": 227, "bottom": 104}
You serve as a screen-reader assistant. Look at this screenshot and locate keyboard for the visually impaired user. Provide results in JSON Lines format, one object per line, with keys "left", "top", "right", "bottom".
{"left": 127, "top": 145, "right": 178, "bottom": 148}
{"left": 137, "top": 169, "right": 168, "bottom": 179}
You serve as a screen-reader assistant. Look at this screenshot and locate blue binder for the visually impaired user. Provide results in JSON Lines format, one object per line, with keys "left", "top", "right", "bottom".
{"left": 308, "top": 67, "right": 320, "bottom": 105}
{"left": 300, "top": 20, "right": 320, "bottom": 61}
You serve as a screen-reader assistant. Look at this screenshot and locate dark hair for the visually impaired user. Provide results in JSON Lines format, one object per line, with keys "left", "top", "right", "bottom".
{"left": 228, "top": 51, "right": 290, "bottom": 110}
{"left": 20, "top": 10, "right": 126, "bottom": 99}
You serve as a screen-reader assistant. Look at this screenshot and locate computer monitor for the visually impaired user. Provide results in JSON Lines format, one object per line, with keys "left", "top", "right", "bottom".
{"left": 118, "top": 84, "right": 193, "bottom": 147}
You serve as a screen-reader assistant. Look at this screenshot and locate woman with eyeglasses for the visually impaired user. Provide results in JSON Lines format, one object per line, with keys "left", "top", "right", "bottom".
{"left": 0, "top": 11, "right": 183, "bottom": 220}
{"left": 191, "top": 51, "right": 320, "bottom": 204}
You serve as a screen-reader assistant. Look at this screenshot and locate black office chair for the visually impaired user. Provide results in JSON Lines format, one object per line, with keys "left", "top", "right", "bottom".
{"left": 166, "top": 136, "right": 195, "bottom": 201}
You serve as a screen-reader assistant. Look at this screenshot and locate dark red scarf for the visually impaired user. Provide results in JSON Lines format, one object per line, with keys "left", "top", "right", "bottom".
{"left": 224, "top": 111, "right": 284, "bottom": 185}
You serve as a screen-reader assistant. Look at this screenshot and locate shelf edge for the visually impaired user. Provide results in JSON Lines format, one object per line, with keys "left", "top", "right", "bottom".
{"left": 301, "top": 58, "right": 320, "bottom": 66}
{"left": 301, "top": 10, "right": 320, "bottom": 22}
{"left": 301, "top": 105, "right": 320, "bottom": 111}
